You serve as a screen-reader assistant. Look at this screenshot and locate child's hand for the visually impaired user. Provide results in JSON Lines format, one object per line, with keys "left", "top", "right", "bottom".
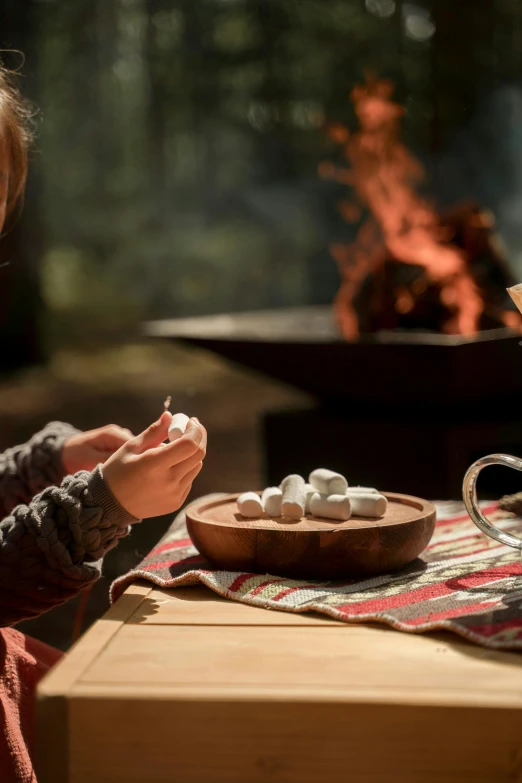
{"left": 102, "top": 412, "right": 207, "bottom": 519}
{"left": 62, "top": 424, "right": 134, "bottom": 474}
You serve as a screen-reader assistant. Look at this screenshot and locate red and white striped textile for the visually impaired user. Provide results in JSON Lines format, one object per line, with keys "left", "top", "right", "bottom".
{"left": 111, "top": 499, "right": 522, "bottom": 650}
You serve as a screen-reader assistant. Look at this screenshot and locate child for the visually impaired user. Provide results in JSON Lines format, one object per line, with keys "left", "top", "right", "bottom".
{"left": 0, "top": 66, "right": 208, "bottom": 782}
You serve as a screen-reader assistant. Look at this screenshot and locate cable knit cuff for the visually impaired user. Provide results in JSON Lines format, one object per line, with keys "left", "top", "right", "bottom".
{"left": 88, "top": 465, "right": 138, "bottom": 527}
{"left": 82, "top": 466, "right": 139, "bottom": 559}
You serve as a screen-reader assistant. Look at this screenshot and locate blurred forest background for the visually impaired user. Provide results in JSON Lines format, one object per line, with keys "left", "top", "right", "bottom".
{"left": 3, "top": 0, "right": 522, "bottom": 364}
{"left": 0, "top": 0, "right": 521, "bottom": 645}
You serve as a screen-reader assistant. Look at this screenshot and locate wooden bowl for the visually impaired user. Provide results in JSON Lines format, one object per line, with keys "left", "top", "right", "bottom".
{"left": 186, "top": 492, "right": 436, "bottom": 580}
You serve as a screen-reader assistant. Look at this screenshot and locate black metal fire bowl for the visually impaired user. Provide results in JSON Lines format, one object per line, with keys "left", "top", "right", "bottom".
{"left": 144, "top": 306, "right": 522, "bottom": 408}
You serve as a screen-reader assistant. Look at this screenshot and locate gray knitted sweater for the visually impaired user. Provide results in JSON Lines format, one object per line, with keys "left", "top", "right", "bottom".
{"left": 0, "top": 422, "right": 137, "bottom": 627}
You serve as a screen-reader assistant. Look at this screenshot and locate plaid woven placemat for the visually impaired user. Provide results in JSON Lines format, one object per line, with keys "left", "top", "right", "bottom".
{"left": 110, "top": 498, "right": 522, "bottom": 650}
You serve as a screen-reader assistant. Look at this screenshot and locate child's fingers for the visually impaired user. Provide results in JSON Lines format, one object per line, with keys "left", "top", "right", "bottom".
{"left": 170, "top": 446, "right": 206, "bottom": 482}
{"left": 73, "top": 448, "right": 103, "bottom": 471}
{"left": 179, "top": 481, "right": 194, "bottom": 507}
{"left": 176, "top": 461, "right": 203, "bottom": 497}
{"left": 183, "top": 419, "right": 207, "bottom": 451}
{"left": 160, "top": 435, "right": 202, "bottom": 465}
{"left": 136, "top": 437, "right": 201, "bottom": 470}
{"left": 149, "top": 421, "right": 206, "bottom": 467}
{"left": 98, "top": 425, "right": 134, "bottom": 448}
{"left": 132, "top": 412, "right": 172, "bottom": 454}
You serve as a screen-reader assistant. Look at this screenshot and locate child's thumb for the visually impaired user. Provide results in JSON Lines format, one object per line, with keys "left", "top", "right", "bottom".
{"left": 133, "top": 411, "right": 172, "bottom": 454}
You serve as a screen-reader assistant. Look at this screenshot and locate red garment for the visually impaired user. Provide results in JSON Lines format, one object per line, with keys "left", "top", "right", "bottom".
{"left": 0, "top": 628, "right": 62, "bottom": 783}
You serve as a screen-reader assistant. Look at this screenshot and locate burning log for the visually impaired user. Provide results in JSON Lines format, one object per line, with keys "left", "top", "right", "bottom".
{"left": 356, "top": 201, "right": 521, "bottom": 334}
{"left": 321, "top": 74, "right": 522, "bottom": 338}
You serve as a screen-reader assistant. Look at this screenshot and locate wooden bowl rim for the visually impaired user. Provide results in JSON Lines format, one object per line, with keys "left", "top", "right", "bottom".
{"left": 186, "top": 491, "right": 436, "bottom": 534}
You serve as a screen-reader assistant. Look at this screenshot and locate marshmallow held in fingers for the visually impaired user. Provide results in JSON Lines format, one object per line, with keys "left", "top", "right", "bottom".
{"left": 309, "top": 468, "right": 348, "bottom": 496}
{"left": 310, "top": 492, "right": 351, "bottom": 521}
{"left": 168, "top": 413, "right": 190, "bottom": 442}
{"left": 238, "top": 491, "right": 264, "bottom": 518}
{"left": 281, "top": 474, "right": 306, "bottom": 519}
{"left": 350, "top": 492, "right": 387, "bottom": 518}
{"left": 262, "top": 487, "right": 282, "bottom": 517}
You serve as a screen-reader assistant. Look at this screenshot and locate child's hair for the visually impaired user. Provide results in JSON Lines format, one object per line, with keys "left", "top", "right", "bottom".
{"left": 0, "top": 62, "right": 33, "bottom": 220}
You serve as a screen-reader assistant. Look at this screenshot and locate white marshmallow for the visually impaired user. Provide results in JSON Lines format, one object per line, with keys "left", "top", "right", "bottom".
{"left": 346, "top": 486, "right": 379, "bottom": 496}
{"left": 310, "top": 492, "right": 351, "bottom": 521}
{"left": 281, "top": 474, "right": 306, "bottom": 519}
{"left": 237, "top": 491, "right": 264, "bottom": 518}
{"left": 262, "top": 487, "right": 282, "bottom": 517}
{"left": 304, "top": 483, "right": 316, "bottom": 513}
{"left": 168, "top": 412, "right": 190, "bottom": 442}
{"left": 309, "top": 468, "right": 348, "bottom": 496}
{"left": 350, "top": 492, "right": 387, "bottom": 518}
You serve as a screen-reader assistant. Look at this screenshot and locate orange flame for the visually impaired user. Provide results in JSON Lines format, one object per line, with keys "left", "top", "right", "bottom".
{"left": 321, "top": 73, "right": 517, "bottom": 339}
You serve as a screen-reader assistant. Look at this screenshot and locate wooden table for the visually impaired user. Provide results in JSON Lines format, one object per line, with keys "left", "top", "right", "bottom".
{"left": 37, "top": 582, "right": 522, "bottom": 783}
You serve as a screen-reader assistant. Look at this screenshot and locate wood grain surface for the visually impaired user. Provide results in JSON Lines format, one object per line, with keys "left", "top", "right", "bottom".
{"left": 186, "top": 492, "right": 436, "bottom": 579}
{"left": 38, "top": 585, "right": 522, "bottom": 783}
{"left": 37, "top": 584, "right": 522, "bottom": 783}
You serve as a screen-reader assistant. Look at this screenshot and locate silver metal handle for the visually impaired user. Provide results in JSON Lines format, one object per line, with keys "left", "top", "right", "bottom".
{"left": 463, "top": 454, "right": 522, "bottom": 550}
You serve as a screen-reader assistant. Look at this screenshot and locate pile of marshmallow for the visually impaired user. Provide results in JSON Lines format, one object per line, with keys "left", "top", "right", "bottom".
{"left": 238, "top": 469, "right": 387, "bottom": 522}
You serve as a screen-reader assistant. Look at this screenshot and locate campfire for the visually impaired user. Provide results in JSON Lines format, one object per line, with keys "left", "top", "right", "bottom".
{"left": 146, "top": 74, "right": 522, "bottom": 501}
{"left": 320, "top": 73, "right": 522, "bottom": 339}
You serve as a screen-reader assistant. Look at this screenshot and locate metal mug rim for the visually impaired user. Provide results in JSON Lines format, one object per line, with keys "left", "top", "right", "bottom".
{"left": 463, "top": 453, "right": 522, "bottom": 550}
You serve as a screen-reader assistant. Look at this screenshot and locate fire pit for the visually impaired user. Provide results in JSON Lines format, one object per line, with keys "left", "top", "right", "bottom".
{"left": 145, "top": 307, "right": 522, "bottom": 406}
{"left": 145, "top": 309, "right": 522, "bottom": 500}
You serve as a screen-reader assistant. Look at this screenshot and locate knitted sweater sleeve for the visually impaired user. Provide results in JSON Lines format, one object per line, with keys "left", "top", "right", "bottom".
{"left": 0, "top": 421, "right": 80, "bottom": 517}
{"left": 0, "top": 465, "right": 138, "bottom": 627}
